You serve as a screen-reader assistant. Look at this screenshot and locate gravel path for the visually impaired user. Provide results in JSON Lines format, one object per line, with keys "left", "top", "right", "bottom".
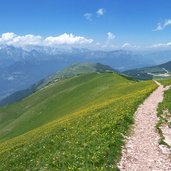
{"left": 118, "top": 81, "right": 171, "bottom": 171}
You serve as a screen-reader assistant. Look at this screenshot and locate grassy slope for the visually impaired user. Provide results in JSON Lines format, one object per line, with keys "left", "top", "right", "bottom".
{"left": 157, "top": 78, "right": 171, "bottom": 87}
{"left": 0, "top": 72, "right": 157, "bottom": 170}
{"left": 0, "top": 72, "right": 133, "bottom": 142}
{"left": 158, "top": 88, "right": 171, "bottom": 124}
{"left": 157, "top": 79, "right": 171, "bottom": 147}
{"left": 0, "top": 62, "right": 115, "bottom": 106}
{"left": 34, "top": 62, "right": 115, "bottom": 92}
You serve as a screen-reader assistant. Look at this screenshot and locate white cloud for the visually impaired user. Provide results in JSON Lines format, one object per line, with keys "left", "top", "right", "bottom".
{"left": 84, "top": 13, "right": 93, "bottom": 21}
{"left": 154, "top": 19, "right": 171, "bottom": 31}
{"left": 100, "top": 32, "right": 116, "bottom": 49}
{"left": 1, "top": 32, "right": 16, "bottom": 41}
{"left": 122, "top": 43, "right": 137, "bottom": 49}
{"left": 0, "top": 32, "right": 93, "bottom": 47}
{"left": 122, "top": 43, "right": 130, "bottom": 48}
{"left": 0, "top": 32, "right": 42, "bottom": 46}
{"left": 45, "top": 33, "right": 93, "bottom": 45}
{"left": 151, "top": 42, "right": 171, "bottom": 48}
{"left": 96, "top": 8, "right": 105, "bottom": 16}
{"left": 107, "top": 32, "right": 116, "bottom": 40}
{"left": 84, "top": 8, "right": 105, "bottom": 21}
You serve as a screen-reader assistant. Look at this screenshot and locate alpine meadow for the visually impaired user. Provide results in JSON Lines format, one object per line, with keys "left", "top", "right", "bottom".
{"left": 0, "top": 71, "right": 156, "bottom": 170}
{"left": 0, "top": 0, "right": 171, "bottom": 170}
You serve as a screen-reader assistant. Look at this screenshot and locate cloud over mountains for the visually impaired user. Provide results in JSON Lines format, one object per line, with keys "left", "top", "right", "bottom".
{"left": 0, "top": 32, "right": 93, "bottom": 47}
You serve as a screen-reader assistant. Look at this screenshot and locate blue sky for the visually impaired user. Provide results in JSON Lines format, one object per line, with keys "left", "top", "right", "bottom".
{"left": 0, "top": 0, "right": 171, "bottom": 49}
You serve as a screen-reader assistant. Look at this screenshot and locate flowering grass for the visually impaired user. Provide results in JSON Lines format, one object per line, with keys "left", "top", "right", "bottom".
{"left": 0, "top": 73, "right": 157, "bottom": 170}
{"left": 157, "top": 87, "right": 171, "bottom": 147}
{"left": 157, "top": 78, "right": 171, "bottom": 87}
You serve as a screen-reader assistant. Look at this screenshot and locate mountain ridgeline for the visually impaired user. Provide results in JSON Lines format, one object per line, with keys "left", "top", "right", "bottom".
{"left": 124, "top": 61, "right": 171, "bottom": 80}
{"left": 2, "top": 45, "right": 171, "bottom": 101}
{"left": 0, "top": 63, "right": 115, "bottom": 106}
{"left": 0, "top": 46, "right": 145, "bottom": 101}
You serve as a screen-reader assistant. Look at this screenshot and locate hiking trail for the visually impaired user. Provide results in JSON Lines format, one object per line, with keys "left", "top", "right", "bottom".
{"left": 118, "top": 81, "right": 171, "bottom": 171}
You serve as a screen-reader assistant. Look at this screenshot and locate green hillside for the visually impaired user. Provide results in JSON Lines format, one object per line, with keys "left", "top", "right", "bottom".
{"left": 0, "top": 72, "right": 135, "bottom": 142}
{"left": 157, "top": 79, "right": 171, "bottom": 147}
{"left": 0, "top": 71, "right": 157, "bottom": 170}
{"left": 36, "top": 62, "right": 115, "bottom": 91}
{"left": 157, "top": 78, "right": 171, "bottom": 87}
{"left": 0, "top": 62, "right": 115, "bottom": 106}
{"left": 124, "top": 61, "right": 171, "bottom": 80}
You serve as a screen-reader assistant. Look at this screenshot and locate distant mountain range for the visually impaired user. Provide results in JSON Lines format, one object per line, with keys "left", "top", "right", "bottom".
{"left": 1, "top": 45, "right": 171, "bottom": 100}
{"left": 124, "top": 61, "right": 171, "bottom": 80}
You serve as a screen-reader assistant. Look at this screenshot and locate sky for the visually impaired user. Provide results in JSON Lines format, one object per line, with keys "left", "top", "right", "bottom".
{"left": 0, "top": 0, "right": 171, "bottom": 50}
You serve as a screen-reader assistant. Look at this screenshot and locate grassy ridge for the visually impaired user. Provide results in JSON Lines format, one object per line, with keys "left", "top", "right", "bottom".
{"left": 0, "top": 63, "right": 115, "bottom": 106}
{"left": 0, "top": 72, "right": 134, "bottom": 142}
{"left": 0, "top": 78, "right": 156, "bottom": 170}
